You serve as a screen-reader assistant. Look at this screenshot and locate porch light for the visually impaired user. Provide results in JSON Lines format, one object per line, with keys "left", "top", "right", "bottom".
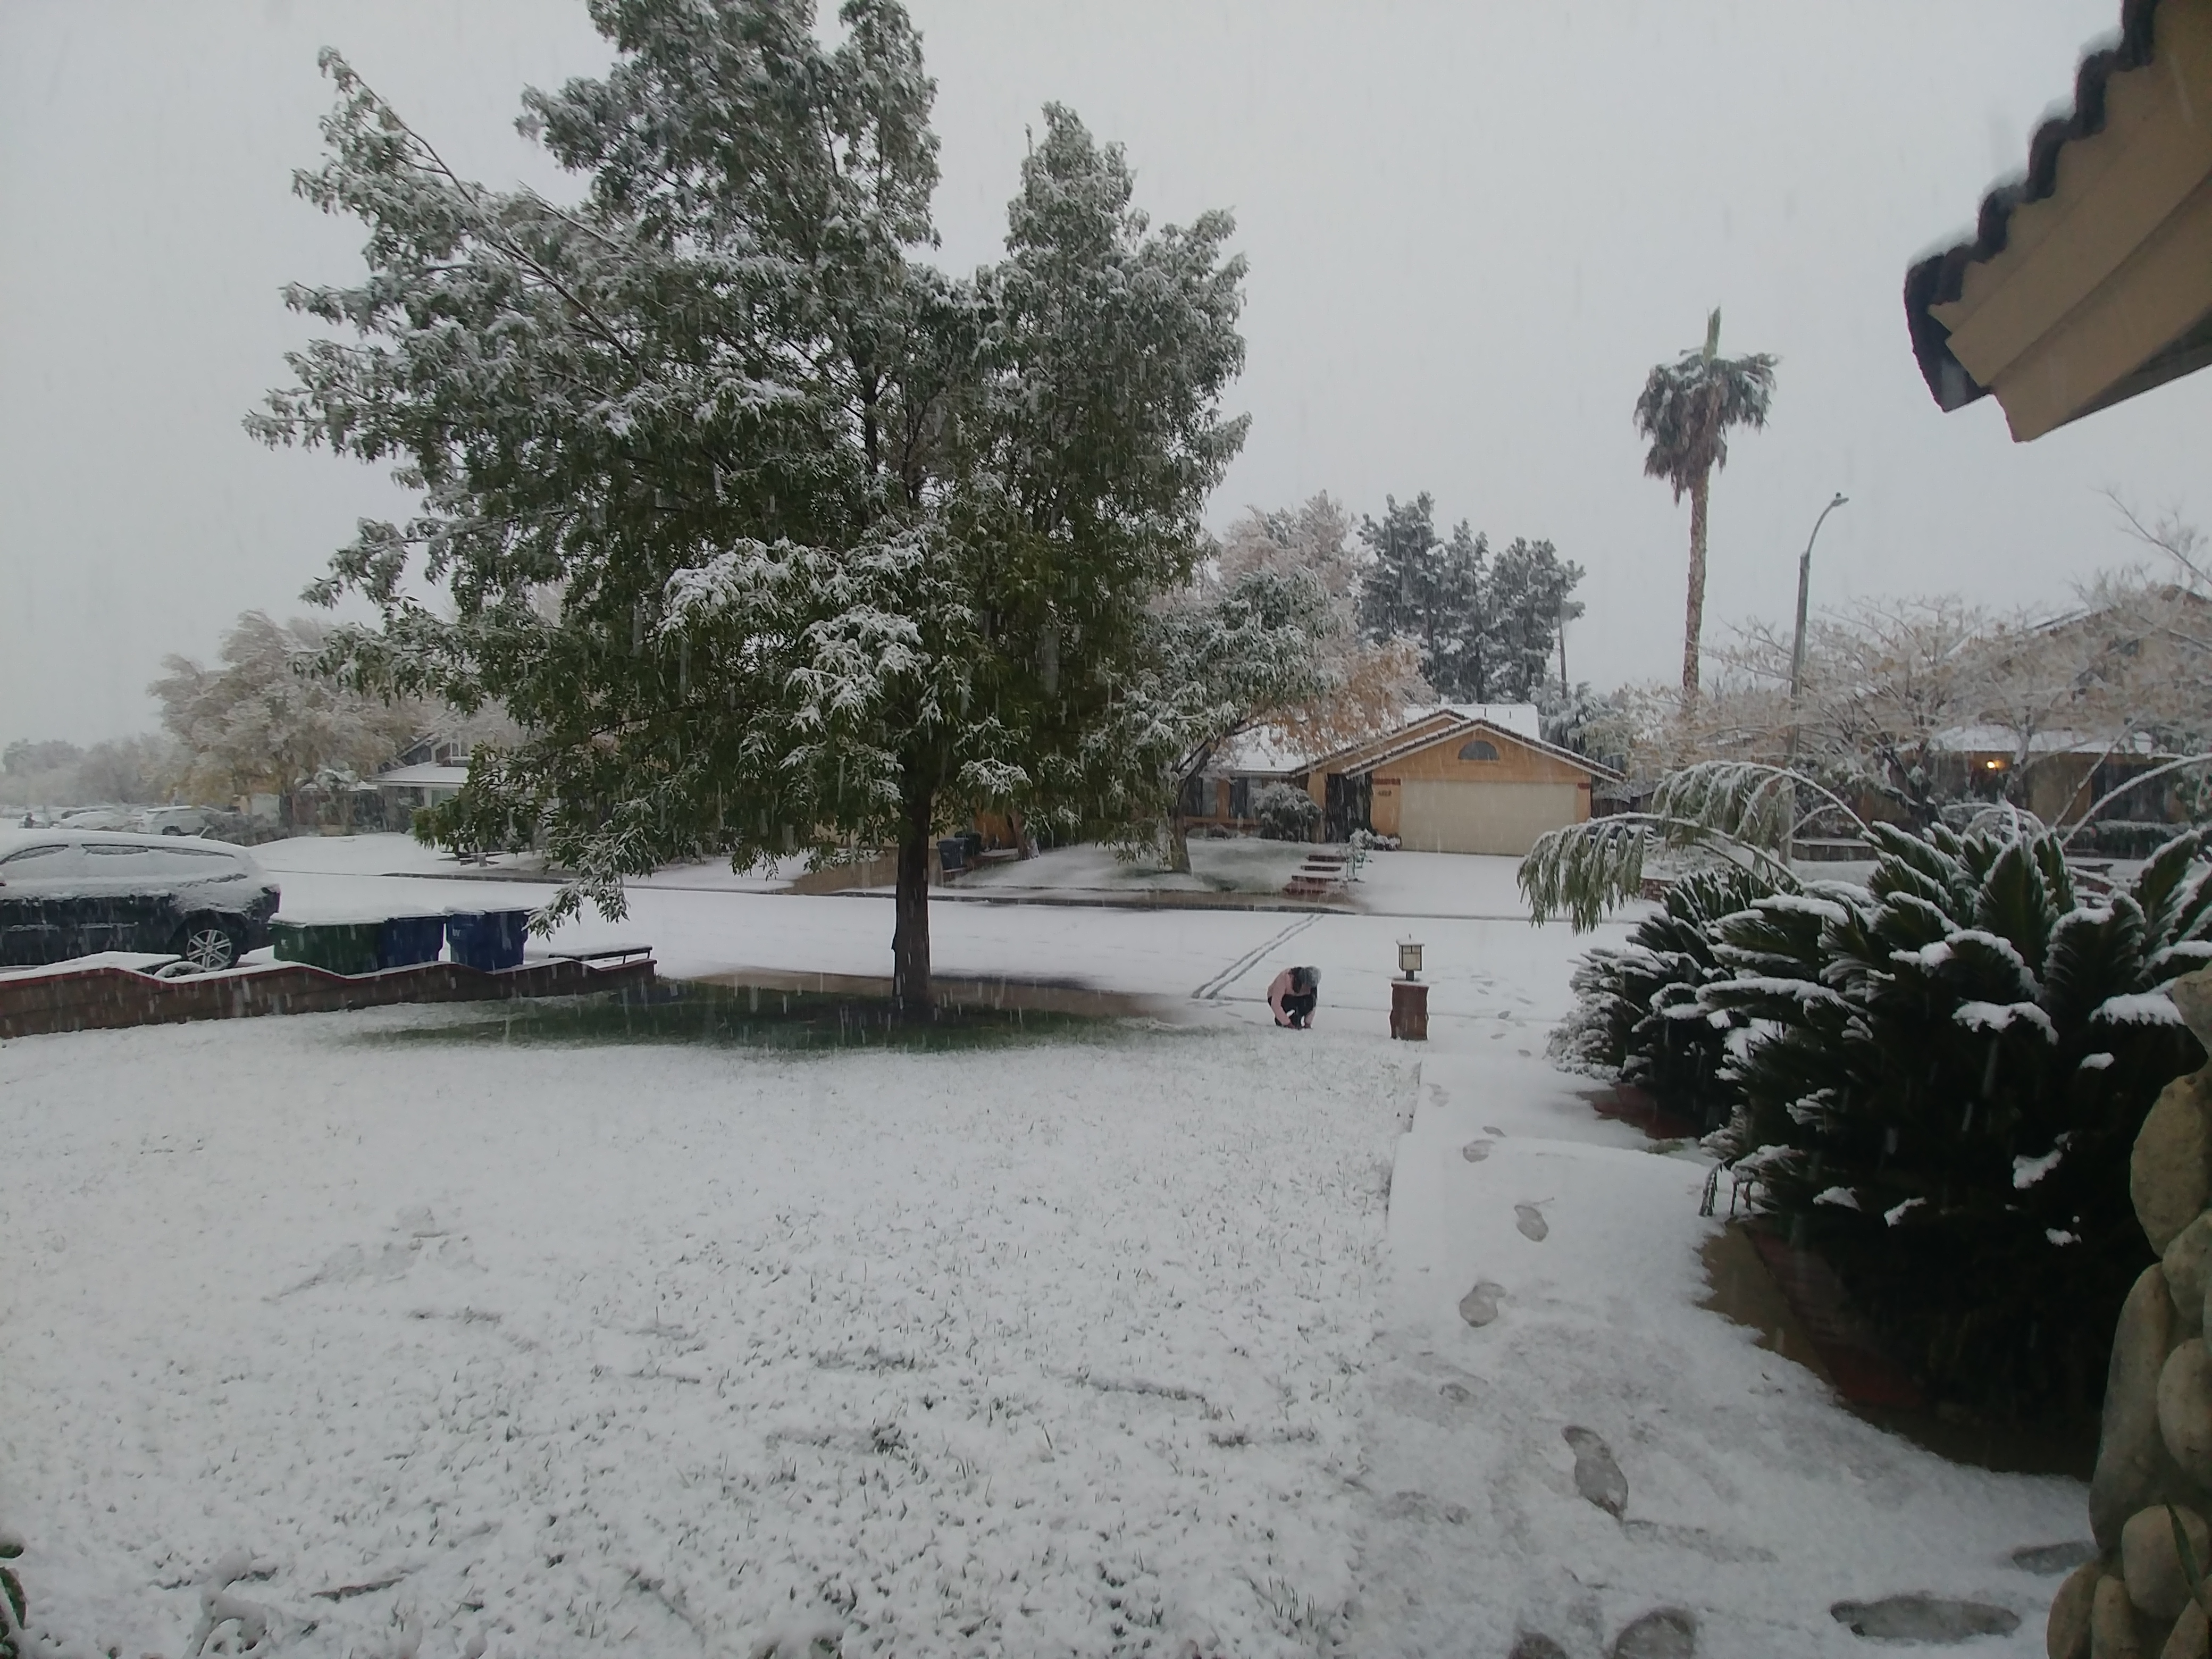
{"left": 1398, "top": 938, "right": 1423, "bottom": 981}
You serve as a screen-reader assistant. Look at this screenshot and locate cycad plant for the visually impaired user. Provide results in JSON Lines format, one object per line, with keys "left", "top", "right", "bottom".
{"left": 1551, "top": 867, "right": 1765, "bottom": 1130}
{"left": 1705, "top": 823, "right": 2211, "bottom": 1419}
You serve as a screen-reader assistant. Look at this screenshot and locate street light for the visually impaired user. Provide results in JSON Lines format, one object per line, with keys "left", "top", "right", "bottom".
{"left": 1788, "top": 492, "right": 1850, "bottom": 721}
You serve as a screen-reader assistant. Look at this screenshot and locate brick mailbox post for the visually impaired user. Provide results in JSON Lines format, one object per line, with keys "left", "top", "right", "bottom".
{"left": 1390, "top": 938, "right": 1428, "bottom": 1041}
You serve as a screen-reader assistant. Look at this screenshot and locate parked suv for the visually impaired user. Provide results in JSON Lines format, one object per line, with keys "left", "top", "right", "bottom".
{"left": 0, "top": 830, "right": 281, "bottom": 970}
{"left": 133, "top": 805, "right": 213, "bottom": 836}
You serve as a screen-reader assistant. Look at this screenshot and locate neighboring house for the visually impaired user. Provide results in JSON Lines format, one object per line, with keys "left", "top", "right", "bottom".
{"left": 1182, "top": 703, "right": 1619, "bottom": 854}
{"left": 1314, "top": 711, "right": 1619, "bottom": 856}
{"left": 1931, "top": 726, "right": 2183, "bottom": 825}
{"left": 370, "top": 761, "right": 470, "bottom": 824}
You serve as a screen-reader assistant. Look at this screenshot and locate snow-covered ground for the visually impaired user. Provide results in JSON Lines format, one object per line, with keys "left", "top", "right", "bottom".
{"left": 0, "top": 835, "right": 2088, "bottom": 1656}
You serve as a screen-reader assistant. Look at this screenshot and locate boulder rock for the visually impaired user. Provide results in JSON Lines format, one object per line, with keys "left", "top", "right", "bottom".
{"left": 2094, "top": 1267, "right": 2190, "bottom": 1552}
{"left": 2134, "top": 1075, "right": 2212, "bottom": 1253}
{"left": 2124, "top": 1504, "right": 2211, "bottom": 1622}
{"left": 1563, "top": 1425, "right": 1628, "bottom": 1518}
{"left": 2094, "top": 1573, "right": 2145, "bottom": 1658}
{"left": 2048, "top": 1560, "right": 2101, "bottom": 1659}
{"left": 2162, "top": 1601, "right": 2209, "bottom": 1659}
{"left": 2162, "top": 1345, "right": 2212, "bottom": 1489}
{"left": 2168, "top": 968, "right": 2212, "bottom": 1052}
{"left": 2168, "top": 1218, "right": 2212, "bottom": 1338}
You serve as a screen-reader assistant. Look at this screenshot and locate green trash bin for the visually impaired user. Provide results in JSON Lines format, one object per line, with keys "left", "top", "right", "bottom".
{"left": 272, "top": 919, "right": 382, "bottom": 976}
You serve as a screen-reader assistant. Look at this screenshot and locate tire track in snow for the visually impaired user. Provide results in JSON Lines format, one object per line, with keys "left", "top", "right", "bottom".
{"left": 1188, "top": 913, "right": 1318, "bottom": 1000}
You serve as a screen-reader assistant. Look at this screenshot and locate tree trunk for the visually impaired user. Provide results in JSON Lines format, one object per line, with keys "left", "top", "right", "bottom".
{"left": 1008, "top": 806, "right": 1036, "bottom": 860}
{"left": 1166, "top": 814, "right": 1192, "bottom": 875}
{"left": 1681, "top": 471, "right": 1711, "bottom": 703}
{"left": 892, "top": 786, "right": 933, "bottom": 1014}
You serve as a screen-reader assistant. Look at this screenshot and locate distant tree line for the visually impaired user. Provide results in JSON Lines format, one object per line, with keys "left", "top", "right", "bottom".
{"left": 1353, "top": 492, "right": 1583, "bottom": 704}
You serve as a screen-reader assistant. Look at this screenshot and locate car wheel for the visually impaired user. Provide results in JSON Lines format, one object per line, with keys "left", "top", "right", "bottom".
{"left": 162, "top": 825, "right": 185, "bottom": 835}
{"left": 173, "top": 919, "right": 242, "bottom": 973}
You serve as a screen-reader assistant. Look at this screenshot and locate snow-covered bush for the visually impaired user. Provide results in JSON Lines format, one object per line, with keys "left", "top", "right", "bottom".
{"left": 1548, "top": 867, "right": 1766, "bottom": 1130}
{"left": 1703, "top": 823, "right": 2211, "bottom": 1420}
{"left": 1252, "top": 782, "right": 1320, "bottom": 841}
{"left": 0, "top": 1527, "right": 23, "bottom": 1658}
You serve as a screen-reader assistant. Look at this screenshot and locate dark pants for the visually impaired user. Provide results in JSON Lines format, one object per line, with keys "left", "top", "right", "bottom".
{"left": 1281, "top": 991, "right": 1316, "bottom": 1028}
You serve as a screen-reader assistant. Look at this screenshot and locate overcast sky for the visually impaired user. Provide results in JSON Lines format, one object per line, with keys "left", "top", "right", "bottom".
{"left": 4, "top": 0, "right": 2205, "bottom": 746}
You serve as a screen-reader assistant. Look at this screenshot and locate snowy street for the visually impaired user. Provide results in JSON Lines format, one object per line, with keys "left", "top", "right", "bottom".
{"left": 0, "top": 842, "right": 2086, "bottom": 1655}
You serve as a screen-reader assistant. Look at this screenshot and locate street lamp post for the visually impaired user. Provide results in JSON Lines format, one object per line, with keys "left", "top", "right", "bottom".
{"left": 1784, "top": 492, "right": 1848, "bottom": 869}
{"left": 1787, "top": 492, "right": 1850, "bottom": 737}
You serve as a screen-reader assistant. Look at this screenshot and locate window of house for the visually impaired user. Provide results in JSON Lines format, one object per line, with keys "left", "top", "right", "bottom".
{"left": 1229, "top": 777, "right": 1252, "bottom": 819}
{"left": 1179, "top": 774, "right": 1215, "bottom": 817}
{"left": 1458, "top": 739, "right": 1501, "bottom": 761}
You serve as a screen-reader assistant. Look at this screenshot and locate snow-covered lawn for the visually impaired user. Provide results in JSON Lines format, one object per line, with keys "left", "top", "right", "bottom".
{"left": 3, "top": 1011, "right": 1400, "bottom": 1656}
{"left": 0, "top": 838, "right": 2093, "bottom": 1657}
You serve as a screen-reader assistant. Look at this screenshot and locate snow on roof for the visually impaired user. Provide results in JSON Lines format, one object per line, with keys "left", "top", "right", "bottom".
{"left": 373, "top": 763, "right": 472, "bottom": 788}
{"left": 1212, "top": 727, "right": 1312, "bottom": 776}
{"left": 1933, "top": 726, "right": 2165, "bottom": 757}
{"left": 1427, "top": 703, "right": 1543, "bottom": 742}
{"left": 1212, "top": 703, "right": 1546, "bottom": 778}
{"left": 1343, "top": 714, "right": 1621, "bottom": 781}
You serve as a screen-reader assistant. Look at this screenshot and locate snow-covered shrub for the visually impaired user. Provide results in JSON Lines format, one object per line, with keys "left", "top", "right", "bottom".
{"left": 0, "top": 1527, "right": 22, "bottom": 1659}
{"left": 1548, "top": 867, "right": 1769, "bottom": 1130}
{"left": 1253, "top": 783, "right": 1320, "bottom": 841}
{"left": 1703, "top": 823, "right": 2212, "bottom": 1421}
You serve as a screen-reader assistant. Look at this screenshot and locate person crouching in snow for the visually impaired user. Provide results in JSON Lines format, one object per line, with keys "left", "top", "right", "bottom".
{"left": 1269, "top": 965, "right": 1319, "bottom": 1028}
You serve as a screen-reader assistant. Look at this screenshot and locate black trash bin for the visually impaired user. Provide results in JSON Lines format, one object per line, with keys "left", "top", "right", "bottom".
{"left": 376, "top": 915, "right": 447, "bottom": 970}
{"left": 445, "top": 910, "right": 528, "bottom": 972}
{"left": 936, "top": 837, "right": 967, "bottom": 875}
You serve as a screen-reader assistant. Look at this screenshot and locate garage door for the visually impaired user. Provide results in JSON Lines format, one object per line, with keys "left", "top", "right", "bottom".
{"left": 1396, "top": 780, "right": 1581, "bottom": 856}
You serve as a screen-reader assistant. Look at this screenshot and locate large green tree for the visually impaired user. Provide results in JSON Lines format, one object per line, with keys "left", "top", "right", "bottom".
{"left": 251, "top": 0, "right": 1247, "bottom": 1008}
{"left": 1633, "top": 309, "right": 1777, "bottom": 701}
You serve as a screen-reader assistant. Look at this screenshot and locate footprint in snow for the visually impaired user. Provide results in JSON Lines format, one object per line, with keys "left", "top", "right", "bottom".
{"left": 1563, "top": 1425, "right": 1628, "bottom": 1517}
{"left": 1515, "top": 1203, "right": 1549, "bottom": 1242}
{"left": 1458, "top": 1280, "right": 1504, "bottom": 1327}
{"left": 1461, "top": 1139, "right": 1492, "bottom": 1162}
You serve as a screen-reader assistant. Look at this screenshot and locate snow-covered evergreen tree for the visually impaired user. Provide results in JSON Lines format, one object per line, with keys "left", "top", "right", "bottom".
{"left": 1354, "top": 496, "right": 1581, "bottom": 702}
{"left": 250, "top": 1, "right": 1247, "bottom": 1008}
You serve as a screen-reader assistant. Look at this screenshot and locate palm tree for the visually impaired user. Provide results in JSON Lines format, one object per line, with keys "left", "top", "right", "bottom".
{"left": 1633, "top": 310, "right": 1777, "bottom": 700}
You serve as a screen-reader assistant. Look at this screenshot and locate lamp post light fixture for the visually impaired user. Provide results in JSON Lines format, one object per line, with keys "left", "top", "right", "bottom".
{"left": 1398, "top": 937, "right": 1424, "bottom": 981}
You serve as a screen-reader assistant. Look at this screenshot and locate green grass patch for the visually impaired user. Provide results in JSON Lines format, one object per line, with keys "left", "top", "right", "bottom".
{"left": 357, "top": 981, "right": 1113, "bottom": 1054}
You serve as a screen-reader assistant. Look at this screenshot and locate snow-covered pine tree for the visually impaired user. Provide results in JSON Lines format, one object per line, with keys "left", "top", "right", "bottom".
{"left": 250, "top": 0, "right": 1247, "bottom": 1009}
{"left": 1485, "top": 537, "right": 1585, "bottom": 701}
{"left": 1354, "top": 497, "right": 1582, "bottom": 702}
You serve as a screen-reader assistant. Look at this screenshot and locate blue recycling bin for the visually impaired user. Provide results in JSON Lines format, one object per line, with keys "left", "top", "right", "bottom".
{"left": 445, "top": 910, "right": 528, "bottom": 972}
{"left": 376, "top": 914, "right": 448, "bottom": 970}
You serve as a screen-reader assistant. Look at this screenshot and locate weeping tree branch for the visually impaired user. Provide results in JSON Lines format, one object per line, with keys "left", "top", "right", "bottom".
{"left": 1520, "top": 812, "right": 1799, "bottom": 931}
{"left": 2059, "top": 754, "right": 2212, "bottom": 850}
{"left": 1520, "top": 759, "right": 1867, "bottom": 931}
